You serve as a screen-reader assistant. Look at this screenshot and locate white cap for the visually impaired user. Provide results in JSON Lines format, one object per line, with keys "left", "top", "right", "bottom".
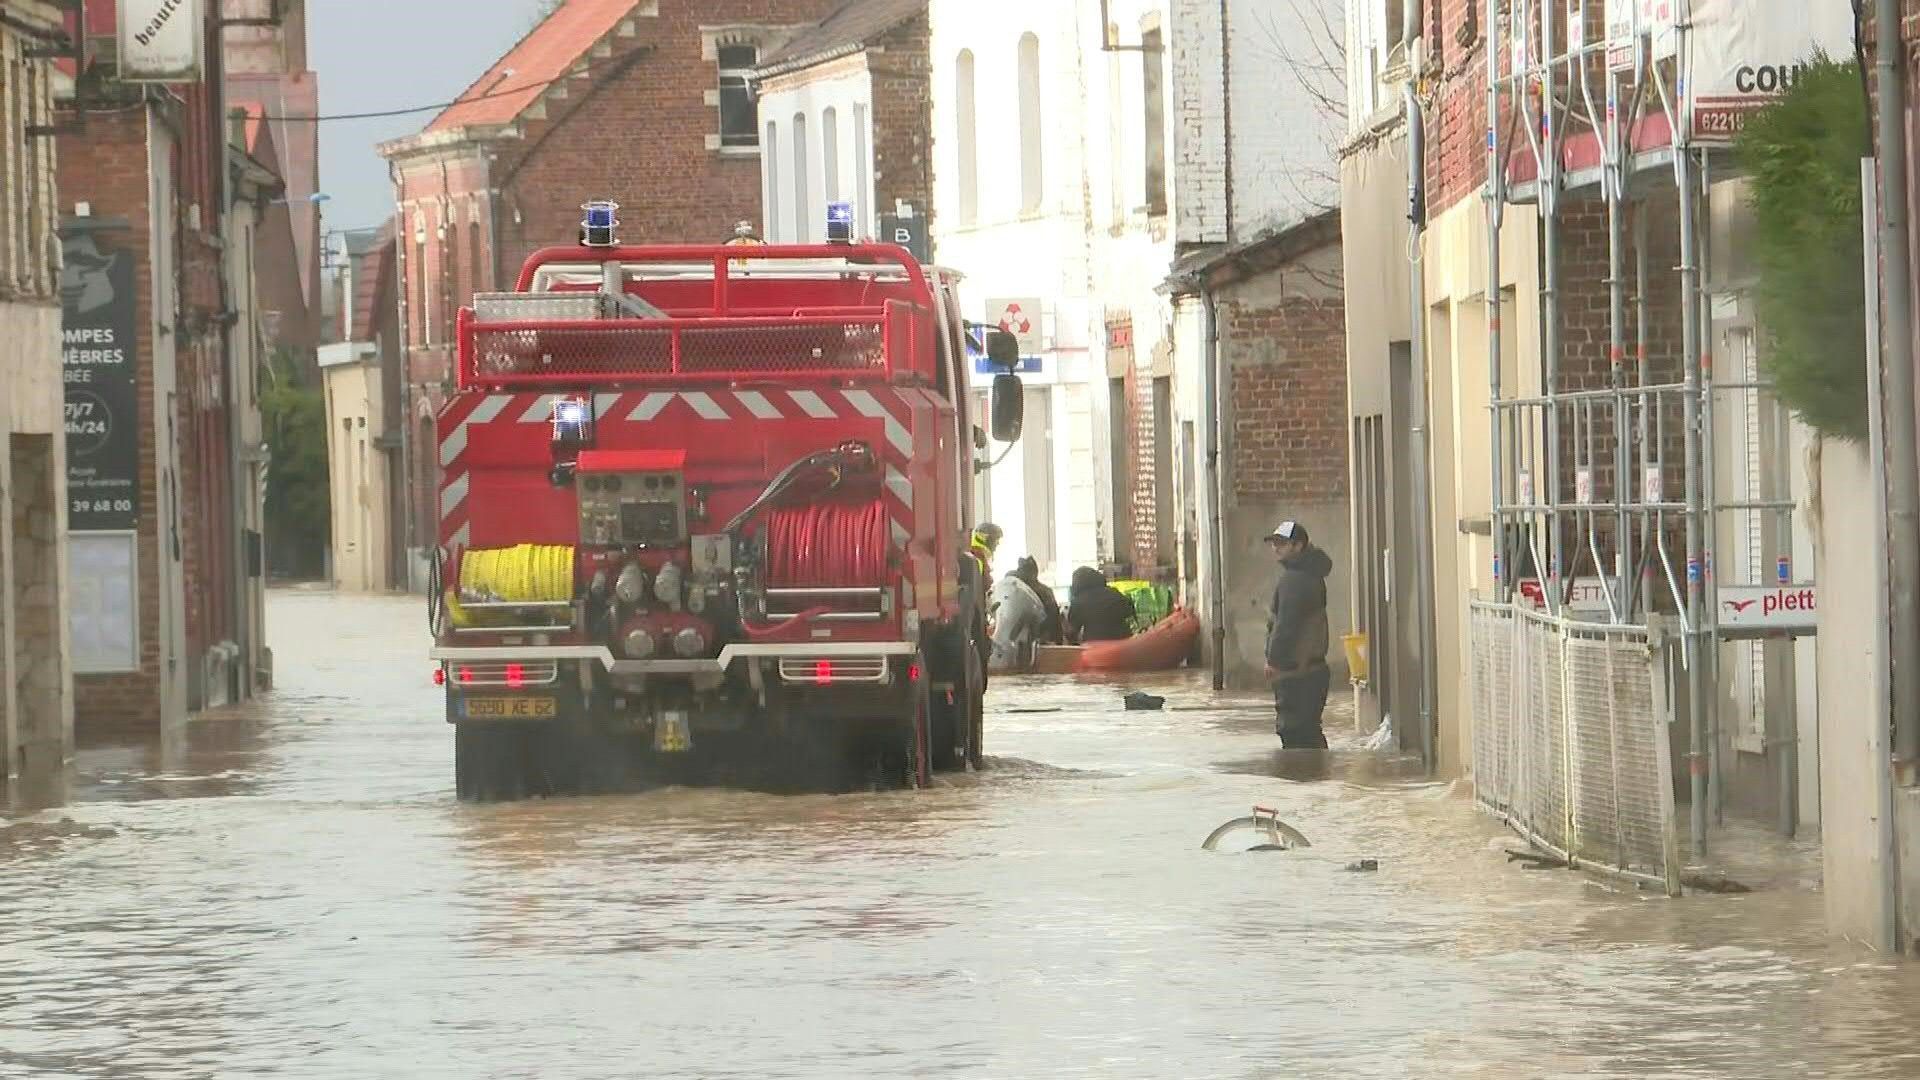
{"left": 1266, "top": 520, "right": 1303, "bottom": 541}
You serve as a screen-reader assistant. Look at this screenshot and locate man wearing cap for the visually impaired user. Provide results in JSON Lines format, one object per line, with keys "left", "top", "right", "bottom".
{"left": 1264, "top": 521, "right": 1334, "bottom": 749}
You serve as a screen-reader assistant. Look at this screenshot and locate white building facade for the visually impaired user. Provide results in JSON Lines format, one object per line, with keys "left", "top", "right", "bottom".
{"left": 928, "top": 0, "right": 1341, "bottom": 641}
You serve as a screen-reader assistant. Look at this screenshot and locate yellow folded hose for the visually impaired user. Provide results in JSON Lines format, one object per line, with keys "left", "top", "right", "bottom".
{"left": 447, "top": 544, "right": 575, "bottom": 628}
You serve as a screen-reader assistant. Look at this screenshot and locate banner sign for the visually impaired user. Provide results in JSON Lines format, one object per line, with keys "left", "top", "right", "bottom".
{"left": 878, "top": 212, "right": 929, "bottom": 264}
{"left": 987, "top": 297, "right": 1044, "bottom": 356}
{"left": 1686, "top": 0, "right": 1854, "bottom": 144}
{"left": 117, "top": 0, "right": 204, "bottom": 83}
{"left": 61, "top": 231, "right": 141, "bottom": 532}
{"left": 1718, "top": 583, "right": 1818, "bottom": 632}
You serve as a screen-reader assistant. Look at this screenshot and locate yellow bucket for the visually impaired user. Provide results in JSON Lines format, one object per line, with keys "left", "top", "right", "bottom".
{"left": 1342, "top": 632, "right": 1370, "bottom": 684}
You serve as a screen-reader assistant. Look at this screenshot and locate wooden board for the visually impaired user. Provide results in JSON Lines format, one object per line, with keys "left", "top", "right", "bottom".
{"left": 1030, "top": 645, "right": 1084, "bottom": 675}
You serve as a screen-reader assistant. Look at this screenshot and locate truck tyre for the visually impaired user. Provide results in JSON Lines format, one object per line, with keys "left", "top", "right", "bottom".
{"left": 965, "top": 644, "right": 986, "bottom": 771}
{"left": 455, "top": 723, "right": 526, "bottom": 802}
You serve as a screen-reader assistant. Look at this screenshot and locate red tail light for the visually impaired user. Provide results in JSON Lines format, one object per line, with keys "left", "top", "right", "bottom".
{"left": 458, "top": 666, "right": 474, "bottom": 684}
{"left": 908, "top": 662, "right": 922, "bottom": 682}
{"left": 505, "top": 663, "right": 525, "bottom": 689}
{"left": 433, "top": 667, "right": 446, "bottom": 686}
{"left": 815, "top": 660, "right": 834, "bottom": 686}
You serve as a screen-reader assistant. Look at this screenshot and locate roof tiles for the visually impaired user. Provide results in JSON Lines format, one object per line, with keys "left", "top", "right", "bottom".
{"left": 426, "top": 0, "right": 638, "bottom": 134}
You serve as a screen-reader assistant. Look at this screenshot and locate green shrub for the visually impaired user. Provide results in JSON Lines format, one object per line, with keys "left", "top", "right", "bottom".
{"left": 1738, "top": 56, "right": 1870, "bottom": 441}
{"left": 261, "top": 348, "right": 330, "bottom": 579}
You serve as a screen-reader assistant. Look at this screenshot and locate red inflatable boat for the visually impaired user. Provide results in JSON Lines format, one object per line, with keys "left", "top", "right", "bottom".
{"left": 1077, "top": 608, "right": 1202, "bottom": 673}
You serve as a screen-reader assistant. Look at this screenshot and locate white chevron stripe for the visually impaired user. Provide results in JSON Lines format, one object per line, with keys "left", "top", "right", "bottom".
{"left": 440, "top": 473, "right": 470, "bottom": 517}
{"left": 629, "top": 392, "right": 673, "bottom": 421}
{"left": 449, "top": 524, "right": 470, "bottom": 552}
{"left": 884, "top": 465, "right": 914, "bottom": 510}
{"left": 734, "top": 390, "right": 782, "bottom": 420}
{"left": 843, "top": 389, "right": 912, "bottom": 458}
{"left": 518, "top": 394, "right": 559, "bottom": 422}
{"left": 890, "top": 520, "right": 911, "bottom": 551}
{"left": 594, "top": 392, "right": 623, "bottom": 417}
{"left": 440, "top": 395, "right": 512, "bottom": 467}
{"left": 677, "top": 391, "right": 724, "bottom": 420}
{"left": 788, "top": 389, "right": 836, "bottom": 419}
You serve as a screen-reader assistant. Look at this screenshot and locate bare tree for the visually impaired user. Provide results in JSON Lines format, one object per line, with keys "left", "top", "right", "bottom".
{"left": 1241, "top": 0, "right": 1347, "bottom": 288}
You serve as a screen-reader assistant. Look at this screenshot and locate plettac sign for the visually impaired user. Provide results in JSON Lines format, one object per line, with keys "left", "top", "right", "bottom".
{"left": 118, "top": 0, "right": 205, "bottom": 83}
{"left": 1718, "top": 584, "right": 1817, "bottom": 632}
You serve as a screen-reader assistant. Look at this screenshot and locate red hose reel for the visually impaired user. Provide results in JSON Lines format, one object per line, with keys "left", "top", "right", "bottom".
{"left": 764, "top": 501, "right": 889, "bottom": 588}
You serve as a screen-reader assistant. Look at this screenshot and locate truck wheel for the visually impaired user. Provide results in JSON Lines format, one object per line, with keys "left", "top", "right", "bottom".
{"left": 455, "top": 723, "right": 525, "bottom": 802}
{"left": 966, "top": 644, "right": 986, "bottom": 771}
{"left": 910, "top": 664, "right": 933, "bottom": 789}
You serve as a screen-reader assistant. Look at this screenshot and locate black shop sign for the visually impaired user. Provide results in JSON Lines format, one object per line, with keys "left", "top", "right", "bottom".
{"left": 60, "top": 231, "right": 140, "bottom": 532}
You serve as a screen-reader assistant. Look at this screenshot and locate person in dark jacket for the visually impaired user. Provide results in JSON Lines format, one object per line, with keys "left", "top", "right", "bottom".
{"left": 1263, "top": 521, "right": 1333, "bottom": 749}
{"left": 1067, "top": 567, "right": 1136, "bottom": 643}
{"left": 1015, "top": 556, "right": 1065, "bottom": 645}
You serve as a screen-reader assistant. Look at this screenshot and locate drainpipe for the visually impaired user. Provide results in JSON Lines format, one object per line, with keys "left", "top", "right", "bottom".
{"left": 1202, "top": 287, "right": 1227, "bottom": 690}
{"left": 389, "top": 159, "right": 416, "bottom": 587}
{"left": 1486, "top": 0, "right": 1505, "bottom": 604}
{"left": 1876, "top": 0, "right": 1920, "bottom": 784}
{"left": 1406, "top": 0, "right": 1437, "bottom": 766}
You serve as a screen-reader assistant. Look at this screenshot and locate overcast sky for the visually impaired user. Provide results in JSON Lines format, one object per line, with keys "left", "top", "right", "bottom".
{"left": 310, "top": 0, "right": 542, "bottom": 234}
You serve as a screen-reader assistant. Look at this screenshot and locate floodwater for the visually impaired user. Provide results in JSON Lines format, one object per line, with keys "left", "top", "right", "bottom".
{"left": 3, "top": 591, "right": 1919, "bottom": 1079}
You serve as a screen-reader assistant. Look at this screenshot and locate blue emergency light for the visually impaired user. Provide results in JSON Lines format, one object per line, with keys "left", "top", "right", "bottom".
{"left": 825, "top": 201, "right": 854, "bottom": 243}
{"left": 581, "top": 200, "right": 620, "bottom": 248}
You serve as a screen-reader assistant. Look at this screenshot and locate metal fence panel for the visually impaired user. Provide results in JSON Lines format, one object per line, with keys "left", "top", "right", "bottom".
{"left": 1469, "top": 603, "right": 1679, "bottom": 894}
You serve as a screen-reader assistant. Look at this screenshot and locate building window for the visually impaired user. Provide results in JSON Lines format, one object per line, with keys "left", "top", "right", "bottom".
{"left": 853, "top": 103, "right": 871, "bottom": 232}
{"left": 440, "top": 225, "right": 455, "bottom": 343}
{"left": 718, "top": 44, "right": 759, "bottom": 148}
{"left": 1141, "top": 27, "right": 1167, "bottom": 217}
{"left": 792, "top": 112, "right": 810, "bottom": 242}
{"left": 468, "top": 218, "right": 485, "bottom": 298}
{"left": 822, "top": 106, "right": 841, "bottom": 202}
{"left": 1017, "top": 33, "right": 1043, "bottom": 214}
{"left": 765, "top": 119, "right": 781, "bottom": 239}
{"left": 413, "top": 233, "right": 428, "bottom": 347}
{"left": 955, "top": 49, "right": 978, "bottom": 226}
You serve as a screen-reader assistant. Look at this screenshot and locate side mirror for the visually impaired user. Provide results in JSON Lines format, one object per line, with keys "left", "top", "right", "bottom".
{"left": 986, "top": 329, "right": 1021, "bottom": 369}
{"left": 991, "top": 373, "right": 1025, "bottom": 443}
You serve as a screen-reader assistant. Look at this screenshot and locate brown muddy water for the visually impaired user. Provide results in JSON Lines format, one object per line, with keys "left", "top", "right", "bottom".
{"left": 1, "top": 591, "right": 1917, "bottom": 1078}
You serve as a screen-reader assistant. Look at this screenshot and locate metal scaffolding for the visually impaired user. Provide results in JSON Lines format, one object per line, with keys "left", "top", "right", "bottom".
{"left": 1472, "top": 0, "right": 1811, "bottom": 882}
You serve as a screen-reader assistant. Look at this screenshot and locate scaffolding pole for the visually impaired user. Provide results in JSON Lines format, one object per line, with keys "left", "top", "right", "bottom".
{"left": 1482, "top": 0, "right": 1720, "bottom": 863}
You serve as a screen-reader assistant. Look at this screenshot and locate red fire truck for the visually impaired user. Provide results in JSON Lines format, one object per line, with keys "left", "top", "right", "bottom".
{"left": 429, "top": 202, "right": 1023, "bottom": 801}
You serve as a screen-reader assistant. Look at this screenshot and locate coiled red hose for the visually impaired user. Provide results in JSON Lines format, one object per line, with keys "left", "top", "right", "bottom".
{"left": 765, "top": 501, "right": 888, "bottom": 587}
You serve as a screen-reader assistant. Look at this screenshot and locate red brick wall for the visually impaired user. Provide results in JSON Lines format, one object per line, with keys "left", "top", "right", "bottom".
{"left": 868, "top": 12, "right": 934, "bottom": 226}
{"left": 58, "top": 107, "right": 163, "bottom": 734}
{"left": 493, "top": 0, "right": 833, "bottom": 267}
{"left": 1129, "top": 359, "right": 1160, "bottom": 575}
{"left": 1223, "top": 290, "right": 1350, "bottom": 502}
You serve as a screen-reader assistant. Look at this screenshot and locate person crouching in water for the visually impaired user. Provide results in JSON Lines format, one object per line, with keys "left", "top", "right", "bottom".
{"left": 989, "top": 558, "right": 1054, "bottom": 672}
{"left": 1066, "top": 567, "right": 1135, "bottom": 643}
{"left": 1263, "top": 521, "right": 1334, "bottom": 749}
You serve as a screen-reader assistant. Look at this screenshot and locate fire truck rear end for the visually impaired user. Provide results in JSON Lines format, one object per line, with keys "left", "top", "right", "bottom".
{"left": 429, "top": 202, "right": 1022, "bottom": 800}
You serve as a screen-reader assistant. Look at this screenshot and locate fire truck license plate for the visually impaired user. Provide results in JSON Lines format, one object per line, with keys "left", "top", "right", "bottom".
{"left": 462, "top": 696, "right": 558, "bottom": 720}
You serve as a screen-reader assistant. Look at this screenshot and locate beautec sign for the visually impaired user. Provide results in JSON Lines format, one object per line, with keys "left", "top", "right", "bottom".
{"left": 1718, "top": 584, "right": 1817, "bottom": 632}
{"left": 117, "top": 0, "right": 204, "bottom": 83}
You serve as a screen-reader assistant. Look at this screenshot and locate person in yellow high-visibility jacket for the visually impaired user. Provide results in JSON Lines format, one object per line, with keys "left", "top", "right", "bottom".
{"left": 965, "top": 523, "right": 1002, "bottom": 686}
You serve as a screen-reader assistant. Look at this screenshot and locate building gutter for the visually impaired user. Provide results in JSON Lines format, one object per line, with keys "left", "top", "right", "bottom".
{"left": 1405, "top": 7, "right": 1438, "bottom": 767}
{"left": 1875, "top": 0, "right": 1920, "bottom": 786}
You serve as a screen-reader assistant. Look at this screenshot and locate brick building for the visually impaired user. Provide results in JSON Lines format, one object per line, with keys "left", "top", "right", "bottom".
{"left": 1166, "top": 211, "right": 1348, "bottom": 687}
{"left": 378, "top": 0, "right": 834, "bottom": 584}
{"left": 57, "top": 3, "right": 274, "bottom": 735}
{"left": 223, "top": 0, "right": 321, "bottom": 368}
{"left": 0, "top": 0, "right": 72, "bottom": 806}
